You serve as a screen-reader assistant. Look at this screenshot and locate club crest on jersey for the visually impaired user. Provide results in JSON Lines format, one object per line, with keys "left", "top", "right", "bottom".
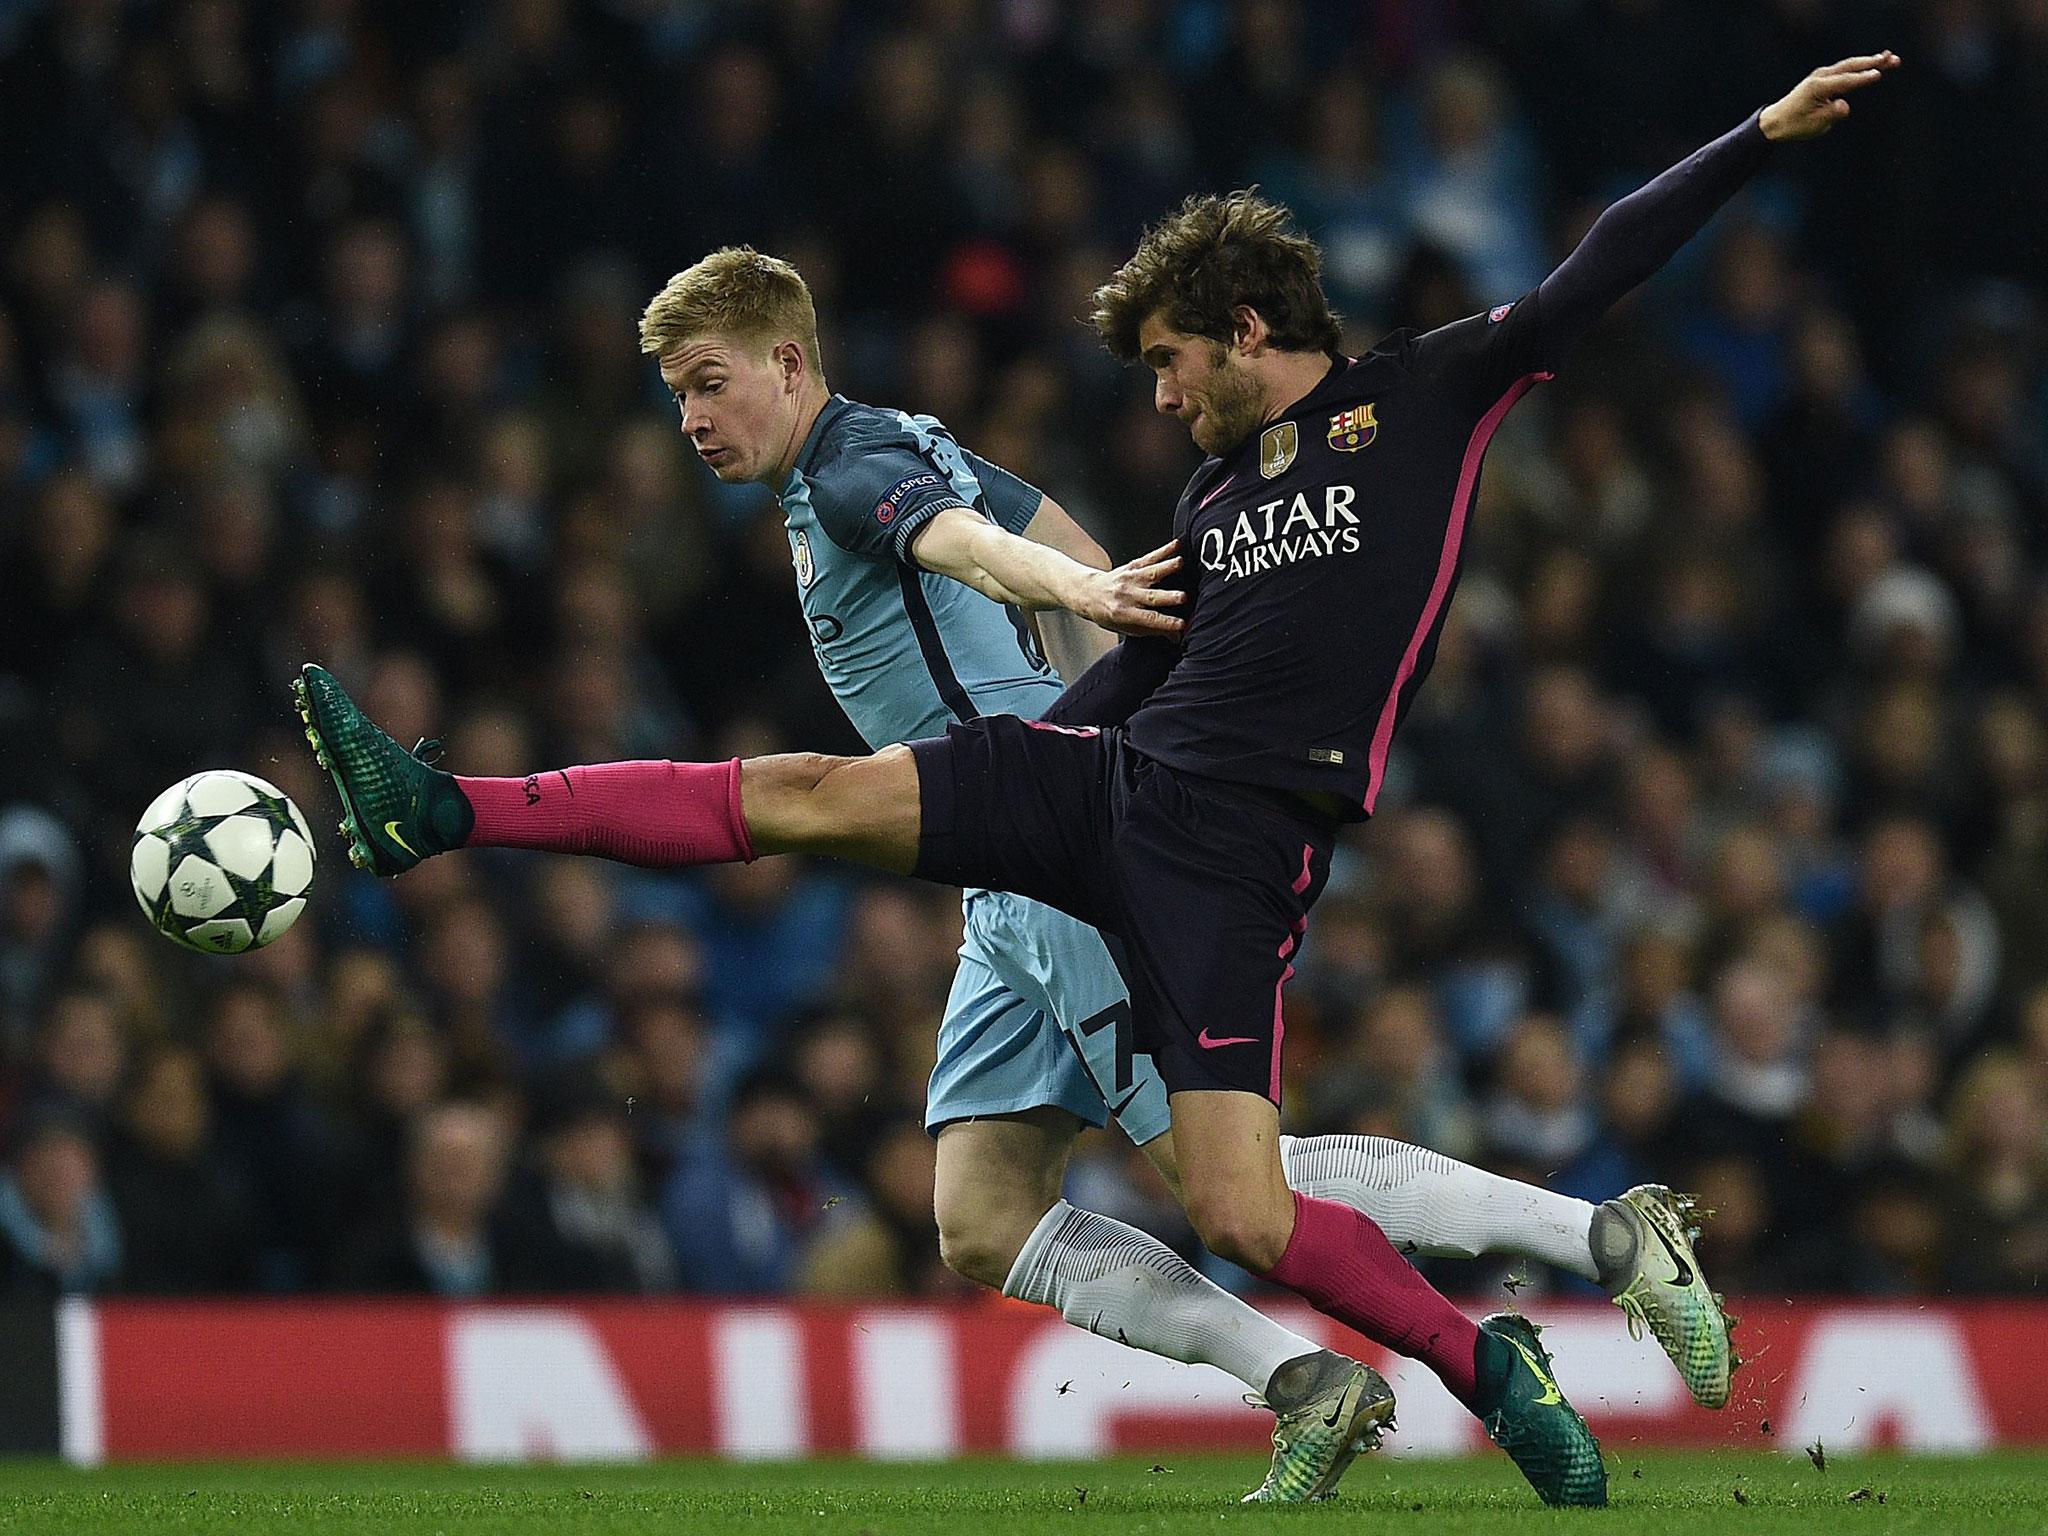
{"left": 1259, "top": 421, "right": 1298, "bottom": 479}
{"left": 1490, "top": 303, "right": 1514, "bottom": 323}
{"left": 1327, "top": 403, "right": 1378, "bottom": 453}
{"left": 792, "top": 529, "right": 815, "bottom": 588}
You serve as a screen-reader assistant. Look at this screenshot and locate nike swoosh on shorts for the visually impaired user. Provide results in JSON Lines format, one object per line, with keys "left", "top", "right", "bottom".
{"left": 1197, "top": 1029, "right": 1259, "bottom": 1049}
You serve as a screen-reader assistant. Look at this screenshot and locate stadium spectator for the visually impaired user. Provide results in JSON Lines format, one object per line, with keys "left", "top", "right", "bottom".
{"left": 796, "top": 1119, "right": 952, "bottom": 1297}
{"left": 786, "top": 1010, "right": 900, "bottom": 1183}
{"left": 343, "top": 1098, "right": 582, "bottom": 1297}
{"left": 660, "top": 1068, "right": 857, "bottom": 1295}
{"left": 608, "top": 992, "right": 713, "bottom": 1188}
{"left": 202, "top": 977, "right": 345, "bottom": 1290}
{"left": 1945, "top": 1051, "right": 2048, "bottom": 1293}
{"left": 1299, "top": 986, "right": 1475, "bottom": 1160}
{"left": 0, "top": 807, "right": 82, "bottom": 1059}
{"left": 334, "top": 1004, "right": 452, "bottom": 1240}
{"left": 497, "top": 1072, "right": 674, "bottom": 1294}
{"left": 0, "top": 1108, "right": 120, "bottom": 1297}
{"left": 105, "top": 1042, "right": 255, "bottom": 1294}
{"left": 22, "top": 983, "right": 129, "bottom": 1137}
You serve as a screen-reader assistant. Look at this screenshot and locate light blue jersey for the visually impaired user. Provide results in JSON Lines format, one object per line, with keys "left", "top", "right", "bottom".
{"left": 776, "top": 395, "right": 1170, "bottom": 1146}
{"left": 780, "top": 395, "right": 1061, "bottom": 749}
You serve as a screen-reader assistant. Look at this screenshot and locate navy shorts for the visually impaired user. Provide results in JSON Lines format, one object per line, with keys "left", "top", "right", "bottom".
{"left": 909, "top": 717, "right": 1334, "bottom": 1101}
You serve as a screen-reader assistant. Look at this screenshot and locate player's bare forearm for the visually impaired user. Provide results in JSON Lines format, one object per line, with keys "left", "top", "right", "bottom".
{"left": 1536, "top": 51, "right": 1898, "bottom": 351}
{"left": 911, "top": 508, "right": 1185, "bottom": 638}
{"left": 932, "top": 514, "right": 1089, "bottom": 609}
{"left": 908, "top": 508, "right": 1062, "bottom": 606}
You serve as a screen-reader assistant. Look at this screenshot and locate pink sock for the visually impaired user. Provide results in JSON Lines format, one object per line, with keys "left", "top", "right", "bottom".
{"left": 456, "top": 760, "right": 755, "bottom": 868}
{"left": 1262, "top": 1190, "right": 1482, "bottom": 1408}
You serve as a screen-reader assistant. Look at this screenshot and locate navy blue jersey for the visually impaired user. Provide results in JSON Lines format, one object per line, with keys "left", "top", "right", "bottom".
{"left": 779, "top": 395, "right": 1061, "bottom": 750}
{"left": 1050, "top": 114, "right": 1774, "bottom": 820}
{"left": 1124, "top": 300, "right": 1554, "bottom": 815}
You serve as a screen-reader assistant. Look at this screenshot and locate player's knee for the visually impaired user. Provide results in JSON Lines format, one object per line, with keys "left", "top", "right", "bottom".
{"left": 1184, "top": 1190, "right": 1290, "bottom": 1275}
{"left": 934, "top": 1201, "right": 1028, "bottom": 1290}
{"left": 935, "top": 1222, "right": 1009, "bottom": 1290}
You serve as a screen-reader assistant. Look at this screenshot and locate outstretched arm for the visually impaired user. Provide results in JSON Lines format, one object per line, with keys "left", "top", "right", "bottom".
{"left": 1536, "top": 52, "right": 1900, "bottom": 355}
{"left": 909, "top": 506, "right": 1186, "bottom": 640}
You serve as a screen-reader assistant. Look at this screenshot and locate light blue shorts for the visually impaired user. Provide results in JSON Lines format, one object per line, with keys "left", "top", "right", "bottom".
{"left": 924, "top": 888, "right": 1172, "bottom": 1145}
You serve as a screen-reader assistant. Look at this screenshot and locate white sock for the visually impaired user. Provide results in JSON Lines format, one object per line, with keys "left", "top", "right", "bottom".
{"left": 1281, "top": 1134, "right": 1601, "bottom": 1283}
{"left": 1004, "top": 1199, "right": 1319, "bottom": 1397}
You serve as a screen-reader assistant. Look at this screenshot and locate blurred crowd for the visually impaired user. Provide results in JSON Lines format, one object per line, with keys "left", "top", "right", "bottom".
{"left": 1, "top": 0, "right": 2046, "bottom": 1306}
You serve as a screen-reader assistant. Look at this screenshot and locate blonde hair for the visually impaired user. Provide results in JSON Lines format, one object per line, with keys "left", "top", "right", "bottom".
{"left": 638, "top": 246, "right": 823, "bottom": 376}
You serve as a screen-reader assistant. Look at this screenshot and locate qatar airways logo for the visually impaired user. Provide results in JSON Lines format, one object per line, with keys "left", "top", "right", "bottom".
{"left": 1198, "top": 484, "right": 1360, "bottom": 581}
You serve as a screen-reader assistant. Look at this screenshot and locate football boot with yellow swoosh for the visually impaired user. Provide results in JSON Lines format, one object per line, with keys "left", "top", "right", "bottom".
{"left": 1474, "top": 1312, "right": 1607, "bottom": 1507}
{"left": 292, "top": 664, "right": 473, "bottom": 875}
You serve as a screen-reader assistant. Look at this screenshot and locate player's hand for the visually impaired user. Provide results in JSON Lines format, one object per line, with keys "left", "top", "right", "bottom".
{"left": 1078, "top": 541, "right": 1185, "bottom": 637}
{"left": 1760, "top": 52, "right": 1899, "bottom": 141}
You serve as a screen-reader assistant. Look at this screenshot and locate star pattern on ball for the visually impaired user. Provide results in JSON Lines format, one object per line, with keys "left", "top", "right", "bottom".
{"left": 131, "top": 771, "right": 315, "bottom": 954}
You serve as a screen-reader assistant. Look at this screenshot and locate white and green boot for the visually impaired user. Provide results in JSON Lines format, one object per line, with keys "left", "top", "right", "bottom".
{"left": 1594, "top": 1184, "right": 1737, "bottom": 1409}
{"left": 1240, "top": 1355, "right": 1396, "bottom": 1504}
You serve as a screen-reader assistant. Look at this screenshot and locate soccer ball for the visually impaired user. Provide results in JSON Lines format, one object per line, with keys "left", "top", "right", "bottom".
{"left": 131, "top": 770, "right": 317, "bottom": 953}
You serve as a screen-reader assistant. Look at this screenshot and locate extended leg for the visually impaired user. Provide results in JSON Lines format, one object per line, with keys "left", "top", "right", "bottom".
{"left": 294, "top": 662, "right": 924, "bottom": 877}
{"left": 737, "top": 749, "right": 921, "bottom": 870}
{"left": 1275, "top": 1135, "right": 1733, "bottom": 1408}
{"left": 1168, "top": 1090, "right": 1608, "bottom": 1509}
{"left": 1134, "top": 1125, "right": 1732, "bottom": 1408}
{"left": 935, "top": 1110, "right": 1320, "bottom": 1391}
{"left": 1167, "top": 1090, "right": 1484, "bottom": 1392}
{"left": 934, "top": 1109, "right": 1393, "bottom": 1505}
{"left": 1279, "top": 1134, "right": 1599, "bottom": 1277}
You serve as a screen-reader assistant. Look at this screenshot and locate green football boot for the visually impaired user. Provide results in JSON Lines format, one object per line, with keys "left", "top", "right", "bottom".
{"left": 1474, "top": 1313, "right": 1607, "bottom": 1508}
{"left": 1593, "top": 1184, "right": 1737, "bottom": 1409}
{"left": 1240, "top": 1355, "right": 1396, "bottom": 1504}
{"left": 291, "top": 664, "right": 473, "bottom": 875}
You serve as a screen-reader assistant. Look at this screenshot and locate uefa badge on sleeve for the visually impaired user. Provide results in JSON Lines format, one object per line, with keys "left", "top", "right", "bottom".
{"left": 1259, "top": 421, "right": 1298, "bottom": 479}
{"left": 1328, "top": 403, "right": 1378, "bottom": 453}
{"left": 793, "top": 529, "right": 815, "bottom": 589}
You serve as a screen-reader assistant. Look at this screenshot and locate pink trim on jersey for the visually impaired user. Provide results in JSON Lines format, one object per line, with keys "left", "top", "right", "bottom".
{"left": 1023, "top": 720, "right": 1100, "bottom": 737}
{"left": 1269, "top": 843, "right": 1315, "bottom": 1099}
{"left": 1362, "top": 372, "right": 1551, "bottom": 813}
{"left": 1196, "top": 472, "right": 1240, "bottom": 512}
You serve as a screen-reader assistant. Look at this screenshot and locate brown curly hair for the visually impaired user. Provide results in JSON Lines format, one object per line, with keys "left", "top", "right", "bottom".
{"left": 1091, "top": 190, "right": 1342, "bottom": 361}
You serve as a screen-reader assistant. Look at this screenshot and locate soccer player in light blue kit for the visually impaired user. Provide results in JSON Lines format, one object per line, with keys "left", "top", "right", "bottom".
{"left": 620, "top": 248, "right": 1731, "bottom": 1500}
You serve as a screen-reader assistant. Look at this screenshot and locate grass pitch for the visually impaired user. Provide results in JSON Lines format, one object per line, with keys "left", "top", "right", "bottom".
{"left": 0, "top": 1452, "right": 2042, "bottom": 1535}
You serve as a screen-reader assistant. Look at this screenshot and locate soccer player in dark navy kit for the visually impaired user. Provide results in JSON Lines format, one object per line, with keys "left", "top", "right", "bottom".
{"left": 295, "top": 54, "right": 1897, "bottom": 1506}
